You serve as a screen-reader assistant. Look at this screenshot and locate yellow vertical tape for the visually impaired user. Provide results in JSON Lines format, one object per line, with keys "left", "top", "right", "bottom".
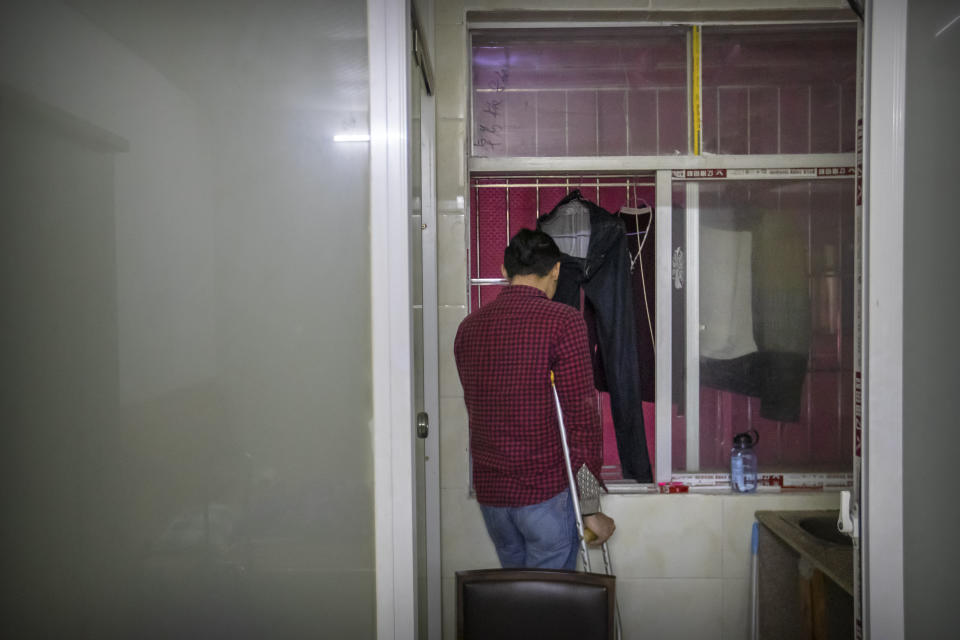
{"left": 692, "top": 25, "right": 702, "bottom": 156}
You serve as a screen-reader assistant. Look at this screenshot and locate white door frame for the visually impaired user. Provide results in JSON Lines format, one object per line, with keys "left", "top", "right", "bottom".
{"left": 369, "top": 0, "right": 416, "bottom": 638}
{"left": 370, "top": 1, "right": 442, "bottom": 638}
{"left": 369, "top": 1, "right": 908, "bottom": 637}
{"left": 419, "top": 83, "right": 443, "bottom": 640}
{"left": 863, "top": 0, "right": 906, "bottom": 637}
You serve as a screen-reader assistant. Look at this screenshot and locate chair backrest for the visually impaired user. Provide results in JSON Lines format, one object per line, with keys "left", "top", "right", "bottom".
{"left": 456, "top": 568, "right": 615, "bottom": 640}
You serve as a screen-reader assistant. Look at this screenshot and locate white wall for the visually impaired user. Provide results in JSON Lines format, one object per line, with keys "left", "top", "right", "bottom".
{"left": 435, "top": 1, "right": 847, "bottom": 638}
{"left": 0, "top": 0, "right": 218, "bottom": 405}
{"left": 0, "top": 1, "right": 375, "bottom": 636}
{"left": 902, "top": 0, "right": 960, "bottom": 636}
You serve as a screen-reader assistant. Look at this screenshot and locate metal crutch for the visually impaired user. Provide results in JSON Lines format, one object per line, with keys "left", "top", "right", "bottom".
{"left": 550, "top": 371, "right": 623, "bottom": 640}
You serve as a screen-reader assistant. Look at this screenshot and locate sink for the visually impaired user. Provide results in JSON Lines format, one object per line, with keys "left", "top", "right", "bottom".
{"left": 798, "top": 516, "right": 852, "bottom": 546}
{"left": 755, "top": 510, "right": 854, "bottom": 596}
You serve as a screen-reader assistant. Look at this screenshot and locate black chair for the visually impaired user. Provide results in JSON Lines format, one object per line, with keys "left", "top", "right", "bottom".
{"left": 456, "top": 568, "right": 616, "bottom": 640}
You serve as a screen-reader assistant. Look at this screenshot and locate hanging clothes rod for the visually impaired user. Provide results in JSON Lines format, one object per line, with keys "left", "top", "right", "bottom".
{"left": 471, "top": 173, "right": 654, "bottom": 179}
{"left": 472, "top": 181, "right": 656, "bottom": 189}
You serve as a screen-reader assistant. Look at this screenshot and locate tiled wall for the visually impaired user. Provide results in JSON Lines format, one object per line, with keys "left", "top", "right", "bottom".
{"left": 440, "top": 487, "right": 838, "bottom": 640}
{"left": 435, "top": 1, "right": 847, "bottom": 638}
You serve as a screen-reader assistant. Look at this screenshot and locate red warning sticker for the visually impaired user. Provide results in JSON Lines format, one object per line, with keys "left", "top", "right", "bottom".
{"left": 816, "top": 167, "right": 856, "bottom": 177}
{"left": 673, "top": 169, "right": 728, "bottom": 179}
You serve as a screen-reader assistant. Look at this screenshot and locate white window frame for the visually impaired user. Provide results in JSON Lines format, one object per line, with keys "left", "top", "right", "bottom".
{"left": 651, "top": 167, "right": 857, "bottom": 487}
{"left": 466, "top": 18, "right": 861, "bottom": 490}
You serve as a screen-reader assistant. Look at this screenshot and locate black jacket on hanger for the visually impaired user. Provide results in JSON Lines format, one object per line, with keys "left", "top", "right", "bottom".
{"left": 538, "top": 191, "right": 653, "bottom": 483}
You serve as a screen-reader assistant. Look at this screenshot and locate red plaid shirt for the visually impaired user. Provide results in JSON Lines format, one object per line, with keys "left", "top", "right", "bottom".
{"left": 454, "top": 285, "right": 603, "bottom": 507}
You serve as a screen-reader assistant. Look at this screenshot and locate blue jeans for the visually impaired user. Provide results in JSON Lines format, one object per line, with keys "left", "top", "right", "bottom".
{"left": 479, "top": 489, "right": 579, "bottom": 570}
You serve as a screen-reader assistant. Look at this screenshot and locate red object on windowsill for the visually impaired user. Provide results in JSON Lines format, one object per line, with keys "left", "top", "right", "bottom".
{"left": 658, "top": 482, "right": 690, "bottom": 494}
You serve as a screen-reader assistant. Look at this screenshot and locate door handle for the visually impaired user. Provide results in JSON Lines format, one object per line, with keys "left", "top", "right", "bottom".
{"left": 838, "top": 490, "right": 859, "bottom": 538}
{"left": 416, "top": 412, "right": 429, "bottom": 439}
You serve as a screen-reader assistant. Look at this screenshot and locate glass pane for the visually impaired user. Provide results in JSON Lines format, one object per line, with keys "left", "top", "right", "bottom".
{"left": 1, "top": 2, "right": 375, "bottom": 636}
{"left": 701, "top": 25, "right": 858, "bottom": 155}
{"left": 472, "top": 28, "right": 689, "bottom": 157}
{"left": 469, "top": 174, "right": 656, "bottom": 481}
{"left": 672, "top": 179, "right": 854, "bottom": 475}
{"left": 670, "top": 183, "right": 690, "bottom": 473}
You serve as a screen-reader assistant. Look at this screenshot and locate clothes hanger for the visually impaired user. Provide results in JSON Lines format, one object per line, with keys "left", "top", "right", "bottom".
{"left": 556, "top": 188, "right": 584, "bottom": 207}
{"left": 619, "top": 204, "right": 652, "bottom": 218}
{"left": 620, "top": 191, "right": 656, "bottom": 348}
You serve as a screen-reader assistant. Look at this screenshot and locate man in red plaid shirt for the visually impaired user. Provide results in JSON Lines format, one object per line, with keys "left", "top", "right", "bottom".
{"left": 455, "top": 229, "right": 615, "bottom": 570}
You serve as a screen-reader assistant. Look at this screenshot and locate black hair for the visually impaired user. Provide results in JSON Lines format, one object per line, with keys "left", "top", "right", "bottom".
{"left": 502, "top": 228, "right": 563, "bottom": 278}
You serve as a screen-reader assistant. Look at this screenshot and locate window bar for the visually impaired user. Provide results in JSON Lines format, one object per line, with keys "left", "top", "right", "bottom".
{"left": 564, "top": 90, "right": 569, "bottom": 156}
{"left": 504, "top": 91, "right": 510, "bottom": 156}
{"left": 716, "top": 87, "right": 722, "bottom": 154}
{"left": 594, "top": 89, "right": 600, "bottom": 156}
{"left": 776, "top": 420, "right": 784, "bottom": 467}
{"left": 535, "top": 177, "right": 540, "bottom": 217}
{"left": 655, "top": 170, "right": 673, "bottom": 484}
{"left": 685, "top": 26, "right": 692, "bottom": 156}
{"left": 773, "top": 187, "right": 784, "bottom": 462}
{"left": 475, "top": 180, "right": 481, "bottom": 307}
{"left": 715, "top": 389, "right": 723, "bottom": 468}
{"left": 807, "top": 380, "right": 814, "bottom": 462}
{"left": 691, "top": 25, "right": 702, "bottom": 155}
{"left": 625, "top": 89, "right": 631, "bottom": 155}
{"left": 806, "top": 181, "right": 814, "bottom": 461}
{"left": 747, "top": 87, "right": 752, "bottom": 154}
{"left": 656, "top": 88, "right": 661, "bottom": 155}
{"left": 534, "top": 92, "right": 539, "bottom": 156}
{"left": 505, "top": 177, "right": 511, "bottom": 246}
{"left": 807, "top": 84, "right": 813, "bottom": 153}
{"left": 836, "top": 185, "right": 845, "bottom": 460}
{"left": 837, "top": 84, "right": 843, "bottom": 153}
{"left": 685, "top": 180, "right": 701, "bottom": 472}
{"left": 477, "top": 86, "right": 698, "bottom": 94}
{"left": 777, "top": 86, "right": 782, "bottom": 154}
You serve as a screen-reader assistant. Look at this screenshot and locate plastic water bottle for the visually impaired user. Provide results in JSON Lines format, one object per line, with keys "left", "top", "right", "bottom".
{"left": 731, "top": 430, "right": 759, "bottom": 493}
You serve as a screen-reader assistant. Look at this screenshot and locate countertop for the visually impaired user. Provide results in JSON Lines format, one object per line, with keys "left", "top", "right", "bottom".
{"left": 755, "top": 509, "right": 854, "bottom": 596}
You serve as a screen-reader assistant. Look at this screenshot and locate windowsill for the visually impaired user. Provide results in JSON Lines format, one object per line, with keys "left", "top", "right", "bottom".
{"left": 466, "top": 474, "right": 851, "bottom": 500}
{"left": 603, "top": 471, "right": 854, "bottom": 495}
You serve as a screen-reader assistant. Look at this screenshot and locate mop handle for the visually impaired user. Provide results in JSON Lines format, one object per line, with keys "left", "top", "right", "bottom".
{"left": 550, "top": 371, "right": 592, "bottom": 572}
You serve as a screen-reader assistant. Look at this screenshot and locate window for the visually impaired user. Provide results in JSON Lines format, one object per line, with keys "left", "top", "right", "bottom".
{"left": 670, "top": 177, "right": 855, "bottom": 479}
{"left": 700, "top": 25, "right": 858, "bottom": 155}
{"left": 469, "top": 174, "right": 656, "bottom": 481}
{"left": 472, "top": 28, "right": 689, "bottom": 157}
{"left": 468, "top": 23, "right": 859, "bottom": 490}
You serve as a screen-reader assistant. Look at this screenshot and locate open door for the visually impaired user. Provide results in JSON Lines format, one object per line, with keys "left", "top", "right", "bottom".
{"left": 410, "top": 12, "right": 442, "bottom": 640}
{"left": 849, "top": 19, "right": 865, "bottom": 639}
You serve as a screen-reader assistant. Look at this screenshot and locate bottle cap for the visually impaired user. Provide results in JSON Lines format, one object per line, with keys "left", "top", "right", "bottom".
{"left": 733, "top": 429, "right": 759, "bottom": 448}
